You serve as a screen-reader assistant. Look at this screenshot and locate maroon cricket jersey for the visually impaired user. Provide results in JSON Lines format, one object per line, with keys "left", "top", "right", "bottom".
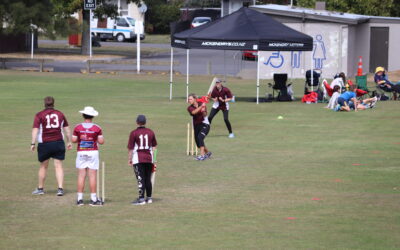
{"left": 33, "top": 108, "right": 69, "bottom": 143}
{"left": 187, "top": 102, "right": 207, "bottom": 126}
{"left": 73, "top": 123, "right": 103, "bottom": 151}
{"left": 211, "top": 86, "right": 233, "bottom": 110}
{"left": 127, "top": 127, "right": 157, "bottom": 164}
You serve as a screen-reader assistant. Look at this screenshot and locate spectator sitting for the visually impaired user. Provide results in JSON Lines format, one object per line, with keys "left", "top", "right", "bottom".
{"left": 374, "top": 66, "right": 400, "bottom": 100}
{"left": 326, "top": 85, "right": 341, "bottom": 109}
{"left": 349, "top": 96, "right": 378, "bottom": 110}
{"left": 330, "top": 72, "right": 346, "bottom": 90}
{"left": 335, "top": 85, "right": 357, "bottom": 112}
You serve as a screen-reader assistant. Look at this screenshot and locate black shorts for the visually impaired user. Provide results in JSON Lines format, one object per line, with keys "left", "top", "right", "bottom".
{"left": 194, "top": 123, "right": 210, "bottom": 148}
{"left": 37, "top": 140, "right": 66, "bottom": 162}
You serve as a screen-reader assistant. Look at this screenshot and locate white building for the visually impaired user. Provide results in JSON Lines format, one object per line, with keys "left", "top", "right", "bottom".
{"left": 221, "top": 0, "right": 251, "bottom": 16}
{"left": 250, "top": 4, "right": 400, "bottom": 78}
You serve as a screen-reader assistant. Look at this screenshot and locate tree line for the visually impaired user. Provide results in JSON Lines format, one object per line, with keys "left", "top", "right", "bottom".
{"left": 1, "top": 0, "right": 399, "bottom": 54}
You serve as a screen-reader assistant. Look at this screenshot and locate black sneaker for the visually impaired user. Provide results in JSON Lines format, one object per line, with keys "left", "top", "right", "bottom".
{"left": 132, "top": 198, "right": 146, "bottom": 205}
{"left": 57, "top": 188, "right": 64, "bottom": 196}
{"left": 205, "top": 151, "right": 212, "bottom": 159}
{"left": 89, "top": 199, "right": 103, "bottom": 206}
{"left": 32, "top": 188, "right": 44, "bottom": 195}
{"left": 76, "top": 200, "right": 84, "bottom": 206}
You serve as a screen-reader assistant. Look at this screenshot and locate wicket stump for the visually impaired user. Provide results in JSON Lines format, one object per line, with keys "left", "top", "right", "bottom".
{"left": 96, "top": 161, "right": 105, "bottom": 204}
{"left": 186, "top": 122, "right": 198, "bottom": 156}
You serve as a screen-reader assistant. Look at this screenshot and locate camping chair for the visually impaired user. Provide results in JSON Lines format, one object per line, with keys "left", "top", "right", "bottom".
{"left": 374, "top": 81, "right": 397, "bottom": 100}
{"left": 304, "top": 70, "right": 321, "bottom": 92}
{"left": 355, "top": 75, "right": 371, "bottom": 98}
{"left": 268, "top": 73, "right": 289, "bottom": 100}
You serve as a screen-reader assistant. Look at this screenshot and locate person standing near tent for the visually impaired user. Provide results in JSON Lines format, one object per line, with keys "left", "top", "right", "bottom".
{"left": 208, "top": 79, "right": 234, "bottom": 138}
{"left": 187, "top": 94, "right": 211, "bottom": 161}
{"left": 31, "top": 96, "right": 72, "bottom": 196}
{"left": 72, "top": 106, "right": 104, "bottom": 206}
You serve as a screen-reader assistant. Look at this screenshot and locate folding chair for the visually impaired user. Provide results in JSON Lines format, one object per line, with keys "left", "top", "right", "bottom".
{"left": 375, "top": 82, "right": 397, "bottom": 100}
{"left": 267, "top": 73, "right": 288, "bottom": 99}
{"left": 355, "top": 75, "right": 370, "bottom": 98}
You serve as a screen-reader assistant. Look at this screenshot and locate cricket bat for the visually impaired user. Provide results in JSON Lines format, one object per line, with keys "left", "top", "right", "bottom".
{"left": 151, "top": 164, "right": 156, "bottom": 189}
{"left": 207, "top": 77, "right": 218, "bottom": 96}
{"left": 196, "top": 77, "right": 218, "bottom": 103}
{"left": 151, "top": 148, "right": 157, "bottom": 189}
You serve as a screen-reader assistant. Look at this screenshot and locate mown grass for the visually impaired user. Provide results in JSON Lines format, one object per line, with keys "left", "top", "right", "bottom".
{"left": 0, "top": 71, "right": 399, "bottom": 249}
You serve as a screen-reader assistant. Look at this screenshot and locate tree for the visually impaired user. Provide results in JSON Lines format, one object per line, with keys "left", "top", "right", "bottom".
{"left": 0, "top": 0, "right": 55, "bottom": 34}
{"left": 145, "top": 0, "right": 181, "bottom": 33}
{"left": 391, "top": 0, "right": 400, "bottom": 17}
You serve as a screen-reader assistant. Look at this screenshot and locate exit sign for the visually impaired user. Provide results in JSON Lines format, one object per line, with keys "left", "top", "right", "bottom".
{"left": 84, "top": 0, "right": 96, "bottom": 10}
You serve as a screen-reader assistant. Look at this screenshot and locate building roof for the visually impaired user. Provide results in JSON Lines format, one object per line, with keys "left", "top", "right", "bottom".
{"left": 250, "top": 4, "right": 400, "bottom": 25}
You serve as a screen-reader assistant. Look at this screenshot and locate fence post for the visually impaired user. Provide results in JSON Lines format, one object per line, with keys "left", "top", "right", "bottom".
{"left": 86, "top": 60, "right": 91, "bottom": 73}
{"left": 39, "top": 59, "right": 44, "bottom": 72}
{"left": 207, "top": 61, "right": 212, "bottom": 75}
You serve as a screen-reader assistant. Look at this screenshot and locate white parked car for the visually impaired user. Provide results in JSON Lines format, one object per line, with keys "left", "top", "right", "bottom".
{"left": 91, "top": 16, "right": 145, "bottom": 42}
{"left": 191, "top": 17, "right": 212, "bottom": 28}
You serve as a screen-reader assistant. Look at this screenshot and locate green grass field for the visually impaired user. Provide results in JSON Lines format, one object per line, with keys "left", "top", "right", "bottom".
{"left": 0, "top": 70, "right": 399, "bottom": 249}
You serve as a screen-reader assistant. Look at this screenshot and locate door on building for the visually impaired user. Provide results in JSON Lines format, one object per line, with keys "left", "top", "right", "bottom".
{"left": 369, "top": 27, "right": 389, "bottom": 72}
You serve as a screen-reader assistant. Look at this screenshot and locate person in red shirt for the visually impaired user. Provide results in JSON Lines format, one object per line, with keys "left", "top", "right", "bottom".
{"left": 72, "top": 106, "right": 104, "bottom": 206}
{"left": 208, "top": 79, "right": 234, "bottom": 138}
{"left": 31, "top": 96, "right": 72, "bottom": 196}
{"left": 127, "top": 115, "right": 157, "bottom": 205}
{"left": 187, "top": 93, "right": 211, "bottom": 161}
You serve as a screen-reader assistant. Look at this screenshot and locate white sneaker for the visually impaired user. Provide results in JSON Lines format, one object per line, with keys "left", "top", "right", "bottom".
{"left": 370, "top": 96, "right": 378, "bottom": 108}
{"left": 228, "top": 133, "right": 235, "bottom": 138}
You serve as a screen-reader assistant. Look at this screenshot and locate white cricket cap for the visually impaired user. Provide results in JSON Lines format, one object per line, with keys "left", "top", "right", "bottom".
{"left": 79, "top": 106, "right": 99, "bottom": 117}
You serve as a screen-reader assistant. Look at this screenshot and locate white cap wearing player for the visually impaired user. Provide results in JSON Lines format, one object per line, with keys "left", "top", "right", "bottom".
{"left": 79, "top": 106, "right": 99, "bottom": 117}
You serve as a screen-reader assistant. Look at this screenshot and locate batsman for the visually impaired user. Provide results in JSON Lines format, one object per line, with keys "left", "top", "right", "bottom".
{"left": 127, "top": 115, "right": 158, "bottom": 205}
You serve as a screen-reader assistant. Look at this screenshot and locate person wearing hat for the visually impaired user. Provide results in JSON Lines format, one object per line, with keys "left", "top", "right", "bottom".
{"left": 208, "top": 79, "right": 235, "bottom": 138}
{"left": 72, "top": 106, "right": 104, "bottom": 206}
{"left": 31, "top": 96, "right": 72, "bottom": 196}
{"left": 374, "top": 66, "right": 399, "bottom": 100}
{"left": 127, "top": 115, "right": 158, "bottom": 205}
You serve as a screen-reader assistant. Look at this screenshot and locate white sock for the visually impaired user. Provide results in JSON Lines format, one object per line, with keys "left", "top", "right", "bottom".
{"left": 90, "top": 193, "right": 97, "bottom": 202}
{"left": 77, "top": 193, "right": 83, "bottom": 201}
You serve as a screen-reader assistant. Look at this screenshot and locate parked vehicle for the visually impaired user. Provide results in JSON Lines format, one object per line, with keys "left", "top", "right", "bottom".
{"left": 242, "top": 50, "right": 257, "bottom": 60}
{"left": 91, "top": 16, "right": 145, "bottom": 42}
{"left": 191, "top": 17, "right": 212, "bottom": 28}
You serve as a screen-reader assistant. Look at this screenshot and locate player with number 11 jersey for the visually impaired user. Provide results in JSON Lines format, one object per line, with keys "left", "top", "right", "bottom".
{"left": 127, "top": 125, "right": 157, "bottom": 164}
{"left": 127, "top": 115, "right": 157, "bottom": 205}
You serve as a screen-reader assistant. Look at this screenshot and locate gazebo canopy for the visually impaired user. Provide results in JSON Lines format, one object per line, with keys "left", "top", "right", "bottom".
{"left": 171, "top": 7, "right": 313, "bottom": 51}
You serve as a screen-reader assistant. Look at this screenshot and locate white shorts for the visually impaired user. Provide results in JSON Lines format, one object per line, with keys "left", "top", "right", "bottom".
{"left": 76, "top": 151, "right": 99, "bottom": 170}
